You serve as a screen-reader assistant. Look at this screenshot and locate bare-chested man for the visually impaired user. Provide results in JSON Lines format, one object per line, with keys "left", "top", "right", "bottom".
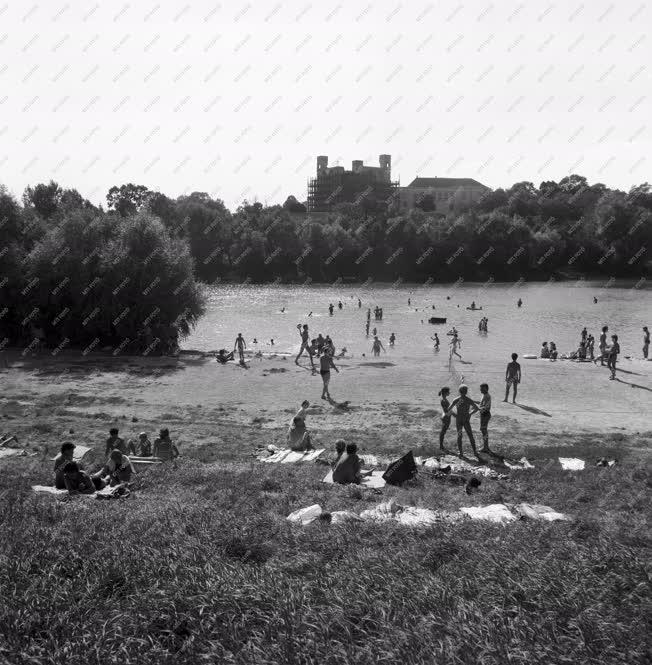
{"left": 234, "top": 333, "right": 246, "bottom": 364}
{"left": 447, "top": 385, "right": 479, "bottom": 458}
{"left": 504, "top": 353, "right": 521, "bottom": 403}
{"left": 295, "top": 324, "right": 315, "bottom": 370}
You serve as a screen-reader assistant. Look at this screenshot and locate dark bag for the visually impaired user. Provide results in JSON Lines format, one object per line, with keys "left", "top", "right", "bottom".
{"left": 382, "top": 451, "right": 418, "bottom": 486}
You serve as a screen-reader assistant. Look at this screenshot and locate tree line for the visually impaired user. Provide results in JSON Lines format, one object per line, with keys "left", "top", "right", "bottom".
{"left": 0, "top": 175, "right": 650, "bottom": 351}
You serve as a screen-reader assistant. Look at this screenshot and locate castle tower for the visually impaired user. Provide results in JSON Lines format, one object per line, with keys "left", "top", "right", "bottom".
{"left": 352, "top": 159, "right": 363, "bottom": 173}
{"left": 317, "top": 155, "right": 328, "bottom": 176}
{"left": 379, "top": 154, "right": 391, "bottom": 172}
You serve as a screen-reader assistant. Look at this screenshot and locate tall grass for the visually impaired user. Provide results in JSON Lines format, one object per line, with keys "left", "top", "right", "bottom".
{"left": 0, "top": 438, "right": 649, "bottom": 665}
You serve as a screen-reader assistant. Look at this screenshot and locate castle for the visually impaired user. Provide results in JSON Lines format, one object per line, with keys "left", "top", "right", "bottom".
{"left": 306, "top": 154, "right": 489, "bottom": 213}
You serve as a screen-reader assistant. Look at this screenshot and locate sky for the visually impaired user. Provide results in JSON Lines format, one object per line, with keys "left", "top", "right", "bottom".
{"left": 1, "top": 0, "right": 650, "bottom": 210}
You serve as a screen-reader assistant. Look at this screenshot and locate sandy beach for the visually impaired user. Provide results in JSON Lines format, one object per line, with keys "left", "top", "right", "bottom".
{"left": 2, "top": 349, "right": 651, "bottom": 450}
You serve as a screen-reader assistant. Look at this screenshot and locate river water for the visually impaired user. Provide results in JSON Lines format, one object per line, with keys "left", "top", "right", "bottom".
{"left": 183, "top": 280, "right": 651, "bottom": 362}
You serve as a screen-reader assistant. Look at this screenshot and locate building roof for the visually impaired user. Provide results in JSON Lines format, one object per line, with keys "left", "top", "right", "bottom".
{"left": 406, "top": 177, "right": 488, "bottom": 189}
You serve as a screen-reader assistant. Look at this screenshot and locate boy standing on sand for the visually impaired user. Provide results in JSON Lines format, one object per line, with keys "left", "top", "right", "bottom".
{"left": 607, "top": 334, "right": 620, "bottom": 380}
{"left": 597, "top": 325, "right": 608, "bottom": 366}
{"left": 478, "top": 383, "right": 492, "bottom": 452}
{"left": 447, "top": 385, "right": 479, "bottom": 458}
{"left": 643, "top": 326, "right": 650, "bottom": 359}
{"left": 319, "top": 350, "right": 339, "bottom": 400}
{"left": 295, "top": 324, "right": 315, "bottom": 370}
{"left": 234, "top": 333, "right": 247, "bottom": 364}
{"left": 504, "top": 353, "right": 521, "bottom": 403}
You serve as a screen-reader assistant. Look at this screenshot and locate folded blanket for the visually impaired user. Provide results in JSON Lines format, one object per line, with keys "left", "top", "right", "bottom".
{"left": 559, "top": 457, "right": 585, "bottom": 471}
{"left": 460, "top": 504, "right": 517, "bottom": 523}
{"left": 512, "top": 503, "right": 571, "bottom": 522}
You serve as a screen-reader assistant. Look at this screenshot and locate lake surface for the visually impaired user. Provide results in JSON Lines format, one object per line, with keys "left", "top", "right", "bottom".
{"left": 183, "top": 280, "right": 652, "bottom": 362}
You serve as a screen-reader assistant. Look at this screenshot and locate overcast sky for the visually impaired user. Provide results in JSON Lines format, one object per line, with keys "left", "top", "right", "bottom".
{"left": 1, "top": 0, "right": 650, "bottom": 209}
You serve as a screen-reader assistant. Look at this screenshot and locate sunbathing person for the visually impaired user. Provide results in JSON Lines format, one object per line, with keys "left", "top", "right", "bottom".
{"left": 288, "top": 416, "right": 313, "bottom": 451}
{"left": 153, "top": 428, "right": 180, "bottom": 461}
{"left": 128, "top": 432, "right": 152, "bottom": 457}
{"left": 332, "top": 442, "right": 363, "bottom": 485}
{"left": 62, "top": 461, "right": 95, "bottom": 495}
{"left": 105, "top": 428, "right": 127, "bottom": 456}
{"left": 92, "top": 450, "right": 135, "bottom": 488}
{"left": 54, "top": 441, "right": 76, "bottom": 489}
{"left": 332, "top": 439, "right": 346, "bottom": 466}
{"left": 216, "top": 349, "right": 235, "bottom": 364}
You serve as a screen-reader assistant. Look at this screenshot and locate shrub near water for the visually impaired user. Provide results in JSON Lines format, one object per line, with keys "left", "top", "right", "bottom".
{"left": 0, "top": 459, "right": 649, "bottom": 665}
{"left": 19, "top": 211, "right": 205, "bottom": 351}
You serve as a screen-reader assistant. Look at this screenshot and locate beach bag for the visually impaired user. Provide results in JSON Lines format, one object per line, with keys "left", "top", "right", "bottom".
{"left": 382, "top": 451, "right": 418, "bottom": 486}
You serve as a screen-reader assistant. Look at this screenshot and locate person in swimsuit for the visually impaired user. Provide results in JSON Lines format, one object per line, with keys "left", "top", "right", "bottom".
{"left": 371, "top": 335, "right": 385, "bottom": 357}
{"left": 338, "top": 301, "right": 343, "bottom": 310}
{"left": 431, "top": 333, "right": 440, "bottom": 350}
{"left": 438, "top": 387, "right": 451, "bottom": 450}
{"left": 234, "top": 333, "right": 246, "bottom": 364}
{"left": 365, "top": 320, "right": 370, "bottom": 336}
{"left": 329, "top": 303, "right": 334, "bottom": 315}
{"left": 389, "top": 333, "right": 396, "bottom": 346}
{"left": 607, "top": 334, "right": 620, "bottom": 380}
{"left": 447, "top": 385, "right": 479, "bottom": 458}
{"left": 449, "top": 333, "right": 462, "bottom": 361}
{"left": 596, "top": 325, "right": 608, "bottom": 366}
{"left": 517, "top": 298, "right": 522, "bottom": 308}
{"left": 504, "top": 353, "right": 521, "bottom": 403}
{"left": 319, "top": 350, "right": 339, "bottom": 399}
{"left": 478, "top": 383, "right": 492, "bottom": 452}
{"left": 295, "top": 324, "right": 315, "bottom": 369}
{"left": 643, "top": 326, "right": 650, "bottom": 359}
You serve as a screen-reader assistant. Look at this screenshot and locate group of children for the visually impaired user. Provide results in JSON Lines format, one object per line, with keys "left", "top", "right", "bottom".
{"left": 52, "top": 427, "right": 180, "bottom": 495}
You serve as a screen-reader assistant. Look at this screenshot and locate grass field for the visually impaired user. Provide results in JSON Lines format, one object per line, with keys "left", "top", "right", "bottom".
{"left": 0, "top": 413, "right": 650, "bottom": 665}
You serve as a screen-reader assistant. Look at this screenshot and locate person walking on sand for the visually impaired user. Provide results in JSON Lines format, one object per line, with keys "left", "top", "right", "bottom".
{"left": 234, "top": 333, "right": 246, "bottom": 364}
{"left": 478, "top": 383, "right": 492, "bottom": 453}
{"left": 504, "top": 353, "right": 521, "bottom": 403}
{"left": 371, "top": 335, "right": 385, "bottom": 357}
{"left": 295, "top": 324, "right": 315, "bottom": 370}
{"left": 643, "top": 326, "right": 650, "bottom": 359}
{"left": 596, "top": 325, "right": 609, "bottom": 366}
{"left": 319, "top": 349, "right": 339, "bottom": 400}
{"left": 447, "top": 385, "right": 479, "bottom": 458}
{"left": 607, "top": 334, "right": 620, "bottom": 380}
{"left": 365, "top": 320, "right": 370, "bottom": 336}
{"left": 431, "top": 333, "right": 440, "bottom": 350}
{"left": 389, "top": 332, "right": 396, "bottom": 346}
{"left": 438, "top": 387, "right": 452, "bottom": 450}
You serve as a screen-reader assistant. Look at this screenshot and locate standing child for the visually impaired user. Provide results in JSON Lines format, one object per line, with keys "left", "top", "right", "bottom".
{"left": 504, "top": 353, "right": 521, "bottom": 403}
{"left": 389, "top": 333, "right": 396, "bottom": 346}
{"left": 478, "top": 383, "right": 492, "bottom": 452}
{"left": 438, "top": 387, "right": 451, "bottom": 450}
{"left": 447, "top": 385, "right": 480, "bottom": 458}
{"left": 607, "top": 334, "right": 620, "bottom": 380}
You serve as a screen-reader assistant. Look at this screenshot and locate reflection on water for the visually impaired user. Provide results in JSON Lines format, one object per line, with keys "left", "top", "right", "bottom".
{"left": 183, "top": 281, "right": 651, "bottom": 362}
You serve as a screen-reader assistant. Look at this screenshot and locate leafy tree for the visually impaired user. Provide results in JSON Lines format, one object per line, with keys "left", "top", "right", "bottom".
{"left": 106, "top": 184, "right": 152, "bottom": 217}
{"left": 22, "top": 181, "right": 63, "bottom": 219}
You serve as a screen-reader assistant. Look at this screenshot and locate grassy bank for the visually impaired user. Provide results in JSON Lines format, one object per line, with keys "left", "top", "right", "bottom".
{"left": 0, "top": 419, "right": 650, "bottom": 665}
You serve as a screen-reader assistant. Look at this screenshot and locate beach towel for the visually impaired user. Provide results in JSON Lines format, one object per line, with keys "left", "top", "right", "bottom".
{"left": 287, "top": 504, "right": 323, "bottom": 525}
{"left": 460, "top": 504, "right": 517, "bottom": 523}
{"left": 417, "top": 455, "right": 507, "bottom": 479}
{"left": 0, "top": 448, "right": 28, "bottom": 459}
{"left": 559, "top": 457, "right": 585, "bottom": 471}
{"left": 513, "top": 503, "right": 571, "bottom": 522}
{"left": 322, "top": 469, "right": 386, "bottom": 489}
{"left": 32, "top": 485, "right": 69, "bottom": 495}
{"left": 359, "top": 501, "right": 462, "bottom": 526}
{"left": 329, "top": 511, "right": 364, "bottom": 524}
{"left": 49, "top": 445, "right": 92, "bottom": 462}
{"left": 258, "top": 448, "right": 325, "bottom": 463}
{"left": 504, "top": 456, "right": 535, "bottom": 470}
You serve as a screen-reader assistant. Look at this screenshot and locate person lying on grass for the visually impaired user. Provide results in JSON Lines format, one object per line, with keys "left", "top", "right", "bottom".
{"left": 92, "top": 450, "right": 135, "bottom": 489}
{"left": 332, "top": 442, "right": 363, "bottom": 485}
{"left": 287, "top": 417, "right": 313, "bottom": 452}
{"left": 62, "top": 461, "right": 95, "bottom": 495}
{"left": 54, "top": 441, "right": 76, "bottom": 489}
{"left": 153, "top": 428, "right": 180, "bottom": 461}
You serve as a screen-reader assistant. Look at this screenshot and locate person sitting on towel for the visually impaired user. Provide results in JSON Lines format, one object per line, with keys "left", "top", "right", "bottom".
{"left": 332, "top": 442, "right": 363, "bottom": 485}
{"left": 287, "top": 417, "right": 313, "bottom": 452}
{"left": 54, "top": 441, "right": 76, "bottom": 489}
{"left": 92, "top": 450, "right": 135, "bottom": 488}
{"left": 153, "top": 428, "right": 180, "bottom": 461}
{"left": 128, "top": 432, "right": 152, "bottom": 457}
{"left": 332, "top": 439, "right": 346, "bottom": 466}
{"left": 62, "top": 461, "right": 95, "bottom": 495}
